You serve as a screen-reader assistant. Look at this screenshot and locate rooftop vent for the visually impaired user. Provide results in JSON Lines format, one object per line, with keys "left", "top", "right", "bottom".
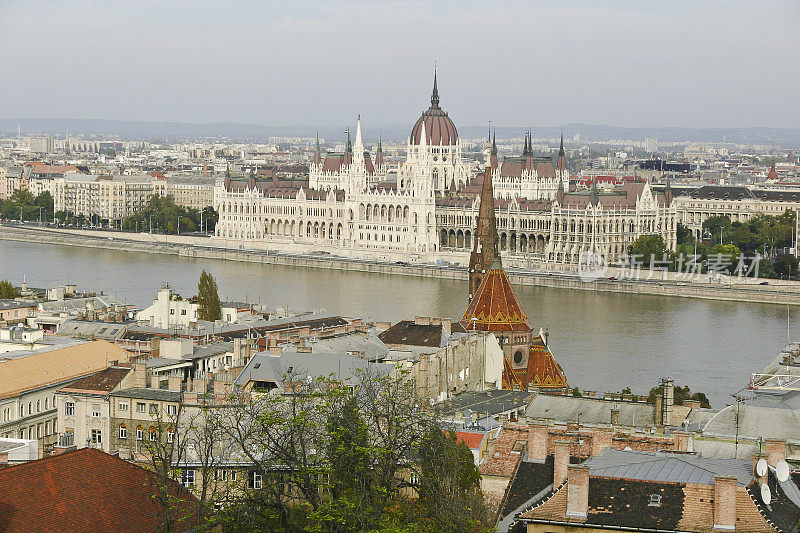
{"left": 648, "top": 494, "right": 662, "bottom": 507}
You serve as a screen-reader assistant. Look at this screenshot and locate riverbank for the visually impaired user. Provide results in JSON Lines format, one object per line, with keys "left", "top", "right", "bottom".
{"left": 3, "top": 223, "right": 800, "bottom": 306}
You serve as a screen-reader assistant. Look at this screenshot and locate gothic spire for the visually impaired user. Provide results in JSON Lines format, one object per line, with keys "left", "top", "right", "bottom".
{"left": 557, "top": 132, "right": 566, "bottom": 172}
{"left": 523, "top": 130, "right": 532, "bottom": 156}
{"left": 467, "top": 156, "right": 499, "bottom": 300}
{"left": 313, "top": 130, "right": 322, "bottom": 165}
{"left": 345, "top": 128, "right": 352, "bottom": 152}
{"left": 491, "top": 131, "right": 497, "bottom": 155}
{"left": 431, "top": 69, "right": 440, "bottom": 109}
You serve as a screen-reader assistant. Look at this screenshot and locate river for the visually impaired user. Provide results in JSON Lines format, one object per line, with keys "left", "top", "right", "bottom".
{"left": 1, "top": 239, "right": 797, "bottom": 407}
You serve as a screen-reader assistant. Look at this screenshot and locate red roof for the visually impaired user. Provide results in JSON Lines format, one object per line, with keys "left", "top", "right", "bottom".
{"left": 460, "top": 267, "right": 533, "bottom": 333}
{"left": 451, "top": 430, "right": 486, "bottom": 450}
{"left": 0, "top": 448, "right": 198, "bottom": 532}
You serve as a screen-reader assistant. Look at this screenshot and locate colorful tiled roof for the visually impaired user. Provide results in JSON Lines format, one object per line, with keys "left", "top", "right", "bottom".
{"left": 460, "top": 266, "right": 533, "bottom": 333}
{"left": 503, "top": 335, "right": 568, "bottom": 391}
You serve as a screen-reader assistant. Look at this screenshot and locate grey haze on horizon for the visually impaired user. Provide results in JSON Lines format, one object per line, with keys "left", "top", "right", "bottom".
{"left": 1, "top": 0, "right": 798, "bottom": 130}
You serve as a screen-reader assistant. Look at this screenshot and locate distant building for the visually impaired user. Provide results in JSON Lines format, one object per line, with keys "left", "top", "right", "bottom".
{"left": 52, "top": 173, "right": 153, "bottom": 223}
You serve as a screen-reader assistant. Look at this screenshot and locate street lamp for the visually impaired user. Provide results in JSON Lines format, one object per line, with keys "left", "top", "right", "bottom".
{"left": 177, "top": 216, "right": 181, "bottom": 235}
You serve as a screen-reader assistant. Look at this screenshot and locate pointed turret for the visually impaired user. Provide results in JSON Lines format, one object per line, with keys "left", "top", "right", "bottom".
{"left": 490, "top": 131, "right": 498, "bottom": 170}
{"left": 557, "top": 133, "right": 566, "bottom": 171}
{"left": 557, "top": 176, "right": 565, "bottom": 204}
{"left": 431, "top": 69, "right": 440, "bottom": 109}
{"left": 313, "top": 130, "right": 322, "bottom": 165}
{"left": 375, "top": 134, "right": 384, "bottom": 168}
{"left": 224, "top": 162, "right": 231, "bottom": 189}
{"left": 522, "top": 131, "right": 532, "bottom": 156}
{"left": 354, "top": 116, "right": 363, "bottom": 152}
{"left": 342, "top": 128, "right": 353, "bottom": 166}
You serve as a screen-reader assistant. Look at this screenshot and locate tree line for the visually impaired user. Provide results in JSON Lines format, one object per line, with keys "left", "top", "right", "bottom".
{"left": 629, "top": 209, "right": 798, "bottom": 279}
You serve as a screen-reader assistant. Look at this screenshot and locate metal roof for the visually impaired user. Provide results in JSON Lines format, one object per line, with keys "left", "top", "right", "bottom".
{"left": 586, "top": 448, "right": 753, "bottom": 486}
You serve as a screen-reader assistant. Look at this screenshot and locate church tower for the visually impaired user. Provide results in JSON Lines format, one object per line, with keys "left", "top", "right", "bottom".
{"left": 462, "top": 163, "right": 568, "bottom": 392}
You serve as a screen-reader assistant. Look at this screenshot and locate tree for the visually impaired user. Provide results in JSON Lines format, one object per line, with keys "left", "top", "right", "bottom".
{"left": 702, "top": 215, "right": 732, "bottom": 245}
{"left": 774, "top": 253, "right": 798, "bottom": 279}
{"left": 34, "top": 191, "right": 54, "bottom": 221}
{"left": 0, "top": 280, "right": 18, "bottom": 299}
{"left": 676, "top": 223, "right": 695, "bottom": 246}
{"left": 196, "top": 270, "right": 221, "bottom": 321}
{"left": 630, "top": 234, "right": 668, "bottom": 267}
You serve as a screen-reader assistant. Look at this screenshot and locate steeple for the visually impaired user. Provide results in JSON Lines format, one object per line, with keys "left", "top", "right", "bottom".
{"left": 468, "top": 158, "right": 499, "bottom": 300}
{"left": 557, "top": 133, "right": 566, "bottom": 171}
{"left": 523, "top": 131, "right": 532, "bottom": 156}
{"left": 345, "top": 128, "right": 352, "bottom": 153}
{"left": 431, "top": 69, "right": 440, "bottom": 109}
{"left": 375, "top": 133, "right": 384, "bottom": 168}
{"left": 489, "top": 131, "right": 498, "bottom": 169}
{"left": 313, "top": 130, "right": 322, "bottom": 165}
{"left": 354, "top": 115, "right": 363, "bottom": 151}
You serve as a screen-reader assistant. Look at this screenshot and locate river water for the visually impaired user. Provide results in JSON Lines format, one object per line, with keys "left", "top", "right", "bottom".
{"left": 1, "top": 239, "right": 797, "bottom": 407}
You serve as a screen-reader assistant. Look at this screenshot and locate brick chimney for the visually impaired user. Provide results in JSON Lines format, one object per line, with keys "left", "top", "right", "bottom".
{"left": 133, "top": 362, "right": 147, "bottom": 389}
{"left": 442, "top": 320, "right": 451, "bottom": 338}
{"left": 414, "top": 316, "right": 431, "bottom": 325}
{"left": 673, "top": 431, "right": 691, "bottom": 452}
{"left": 591, "top": 426, "right": 613, "bottom": 456}
{"left": 610, "top": 408, "right": 620, "bottom": 426}
{"left": 566, "top": 464, "right": 589, "bottom": 519}
{"left": 554, "top": 440, "right": 571, "bottom": 487}
{"left": 167, "top": 375, "right": 182, "bottom": 392}
{"left": 713, "top": 475, "right": 737, "bottom": 531}
{"left": 527, "top": 421, "right": 550, "bottom": 463}
{"left": 764, "top": 439, "right": 786, "bottom": 466}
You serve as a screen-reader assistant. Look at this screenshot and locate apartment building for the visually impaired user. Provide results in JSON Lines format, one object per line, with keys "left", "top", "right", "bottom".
{"left": 153, "top": 174, "right": 216, "bottom": 211}
{"left": 0, "top": 338, "right": 130, "bottom": 456}
{"left": 52, "top": 173, "right": 154, "bottom": 222}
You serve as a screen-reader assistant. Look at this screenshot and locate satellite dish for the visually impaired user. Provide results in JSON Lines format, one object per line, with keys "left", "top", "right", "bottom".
{"left": 756, "top": 458, "right": 769, "bottom": 477}
{"left": 776, "top": 460, "right": 791, "bottom": 482}
{"left": 761, "top": 483, "right": 772, "bottom": 505}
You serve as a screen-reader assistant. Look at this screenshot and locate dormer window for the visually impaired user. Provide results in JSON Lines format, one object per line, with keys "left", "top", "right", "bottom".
{"left": 648, "top": 494, "right": 662, "bottom": 507}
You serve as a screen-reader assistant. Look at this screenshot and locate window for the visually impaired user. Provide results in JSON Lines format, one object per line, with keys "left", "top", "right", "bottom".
{"left": 167, "top": 404, "right": 177, "bottom": 416}
{"left": 136, "top": 402, "right": 146, "bottom": 413}
{"left": 648, "top": 494, "right": 662, "bottom": 507}
{"left": 91, "top": 429, "right": 102, "bottom": 444}
{"left": 119, "top": 425, "right": 127, "bottom": 439}
{"left": 167, "top": 428, "right": 174, "bottom": 443}
{"left": 45, "top": 421, "right": 50, "bottom": 435}
{"left": 119, "top": 401, "right": 128, "bottom": 411}
{"left": 230, "top": 470, "right": 237, "bottom": 481}
{"left": 181, "top": 470, "right": 195, "bottom": 488}
{"left": 91, "top": 404, "right": 101, "bottom": 418}
{"left": 513, "top": 351, "right": 523, "bottom": 364}
{"left": 44, "top": 398, "right": 48, "bottom": 410}
{"left": 214, "top": 469, "right": 228, "bottom": 481}
{"left": 170, "top": 309, "right": 175, "bottom": 315}
{"left": 65, "top": 402, "right": 75, "bottom": 416}
{"left": 181, "top": 309, "right": 186, "bottom": 315}
{"left": 149, "top": 404, "right": 158, "bottom": 415}
{"left": 149, "top": 429, "right": 157, "bottom": 441}
{"left": 248, "top": 471, "right": 263, "bottom": 490}
{"left": 136, "top": 427, "right": 143, "bottom": 440}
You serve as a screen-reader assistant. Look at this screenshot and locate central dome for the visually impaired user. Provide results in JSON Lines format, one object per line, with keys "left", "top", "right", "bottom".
{"left": 410, "top": 73, "right": 458, "bottom": 146}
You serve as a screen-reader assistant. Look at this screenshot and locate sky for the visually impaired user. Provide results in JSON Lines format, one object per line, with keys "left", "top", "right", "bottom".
{"left": 1, "top": 0, "right": 798, "bottom": 129}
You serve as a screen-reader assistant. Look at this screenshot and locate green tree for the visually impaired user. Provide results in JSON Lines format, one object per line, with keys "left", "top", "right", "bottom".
{"left": 774, "top": 253, "right": 799, "bottom": 279}
{"left": 702, "top": 215, "right": 732, "bottom": 245}
{"left": 196, "top": 270, "right": 222, "bottom": 321}
{"left": 630, "top": 234, "right": 668, "bottom": 266}
{"left": 0, "top": 280, "right": 18, "bottom": 299}
{"left": 34, "top": 191, "right": 54, "bottom": 221}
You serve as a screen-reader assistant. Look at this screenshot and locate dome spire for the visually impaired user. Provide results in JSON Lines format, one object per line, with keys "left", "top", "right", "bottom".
{"left": 431, "top": 68, "right": 440, "bottom": 109}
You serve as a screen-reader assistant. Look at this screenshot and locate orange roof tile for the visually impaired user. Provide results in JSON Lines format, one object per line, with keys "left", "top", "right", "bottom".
{"left": 460, "top": 267, "right": 533, "bottom": 333}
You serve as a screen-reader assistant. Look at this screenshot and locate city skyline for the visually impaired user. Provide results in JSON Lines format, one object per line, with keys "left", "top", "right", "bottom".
{"left": 1, "top": 1, "right": 798, "bottom": 129}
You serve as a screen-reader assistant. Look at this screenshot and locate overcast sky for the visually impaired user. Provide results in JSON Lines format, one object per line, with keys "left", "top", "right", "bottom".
{"left": 1, "top": 0, "right": 798, "bottom": 129}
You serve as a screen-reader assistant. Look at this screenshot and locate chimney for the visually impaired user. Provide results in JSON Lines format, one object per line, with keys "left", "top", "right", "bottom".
{"left": 133, "top": 363, "right": 147, "bottom": 389}
{"left": 442, "top": 320, "right": 451, "bottom": 338}
{"left": 591, "top": 426, "right": 613, "bottom": 456}
{"left": 414, "top": 316, "right": 431, "bottom": 326}
{"left": 527, "top": 421, "right": 550, "bottom": 463}
{"left": 268, "top": 346, "right": 283, "bottom": 356}
{"left": 194, "top": 378, "right": 207, "bottom": 395}
{"left": 673, "top": 431, "right": 691, "bottom": 452}
{"left": 713, "top": 475, "right": 737, "bottom": 531}
{"left": 553, "top": 440, "right": 571, "bottom": 487}
{"left": 753, "top": 452, "right": 769, "bottom": 484}
{"left": 565, "top": 464, "right": 589, "bottom": 519}
{"left": 610, "top": 408, "right": 620, "bottom": 426}
{"left": 183, "top": 392, "right": 198, "bottom": 405}
{"left": 167, "top": 375, "right": 182, "bottom": 392}
{"left": 764, "top": 439, "right": 787, "bottom": 466}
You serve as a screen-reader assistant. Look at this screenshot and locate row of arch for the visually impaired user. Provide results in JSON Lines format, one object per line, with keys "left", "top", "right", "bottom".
{"left": 439, "top": 229, "right": 550, "bottom": 254}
